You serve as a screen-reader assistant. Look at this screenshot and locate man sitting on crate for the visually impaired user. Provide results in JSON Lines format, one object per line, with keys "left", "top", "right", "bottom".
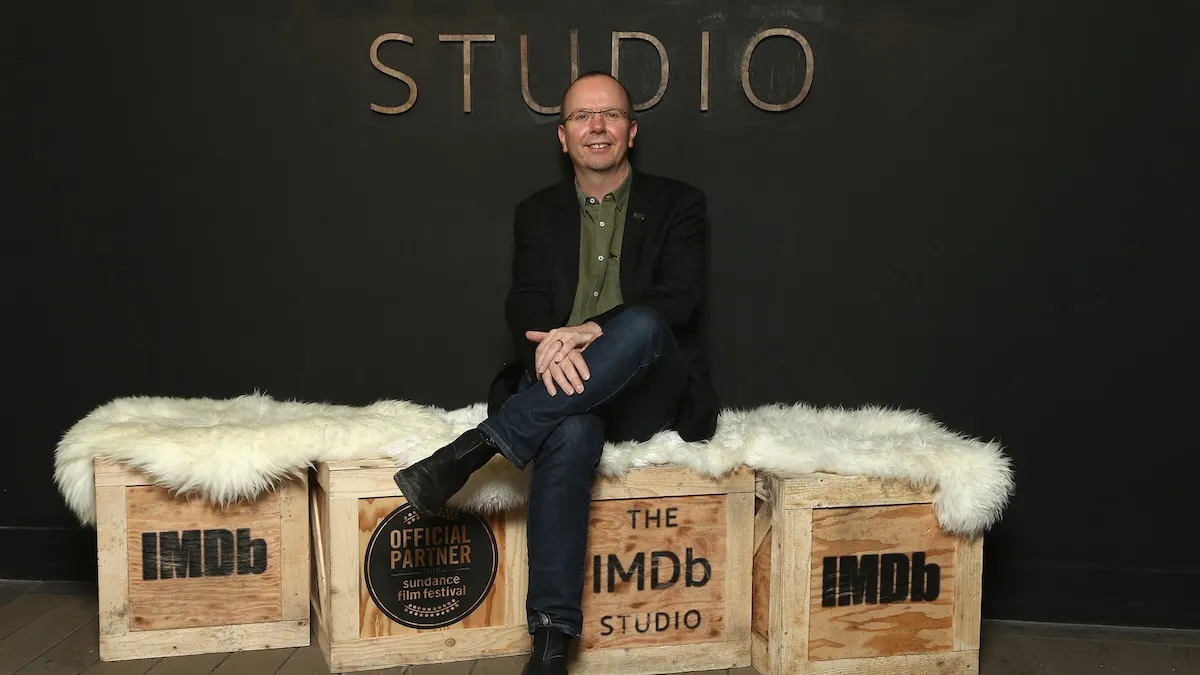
{"left": 392, "top": 71, "right": 718, "bottom": 675}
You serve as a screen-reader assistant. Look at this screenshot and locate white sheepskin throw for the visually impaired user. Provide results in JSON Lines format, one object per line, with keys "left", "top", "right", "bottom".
{"left": 54, "top": 393, "right": 1014, "bottom": 537}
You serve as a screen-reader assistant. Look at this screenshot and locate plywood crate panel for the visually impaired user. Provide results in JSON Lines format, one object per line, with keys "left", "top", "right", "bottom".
{"left": 94, "top": 458, "right": 310, "bottom": 661}
{"left": 311, "top": 459, "right": 756, "bottom": 674}
{"left": 751, "top": 471, "right": 983, "bottom": 675}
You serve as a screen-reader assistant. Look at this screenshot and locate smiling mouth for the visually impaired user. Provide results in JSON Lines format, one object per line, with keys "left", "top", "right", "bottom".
{"left": 586, "top": 142, "right": 612, "bottom": 150}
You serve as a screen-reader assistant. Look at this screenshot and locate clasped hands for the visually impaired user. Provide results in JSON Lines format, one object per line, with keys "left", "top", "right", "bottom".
{"left": 525, "top": 322, "right": 603, "bottom": 396}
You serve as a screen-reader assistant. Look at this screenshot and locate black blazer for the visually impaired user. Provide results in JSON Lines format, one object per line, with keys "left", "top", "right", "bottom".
{"left": 486, "top": 169, "right": 719, "bottom": 443}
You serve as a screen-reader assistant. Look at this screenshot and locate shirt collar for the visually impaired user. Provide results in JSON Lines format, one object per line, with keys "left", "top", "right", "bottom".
{"left": 575, "top": 168, "right": 632, "bottom": 212}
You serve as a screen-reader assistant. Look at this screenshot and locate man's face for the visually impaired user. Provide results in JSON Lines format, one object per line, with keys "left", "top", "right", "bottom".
{"left": 557, "top": 76, "right": 637, "bottom": 173}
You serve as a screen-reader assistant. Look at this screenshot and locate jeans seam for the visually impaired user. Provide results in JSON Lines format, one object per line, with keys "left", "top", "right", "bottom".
{"left": 477, "top": 420, "right": 526, "bottom": 469}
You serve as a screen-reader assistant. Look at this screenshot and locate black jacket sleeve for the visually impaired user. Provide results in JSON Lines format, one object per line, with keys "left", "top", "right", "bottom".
{"left": 504, "top": 200, "right": 558, "bottom": 377}
{"left": 586, "top": 186, "right": 708, "bottom": 331}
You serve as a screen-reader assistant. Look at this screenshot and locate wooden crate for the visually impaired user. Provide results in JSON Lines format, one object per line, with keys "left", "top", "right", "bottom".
{"left": 94, "top": 458, "right": 310, "bottom": 661}
{"left": 311, "top": 459, "right": 755, "bottom": 674}
{"left": 574, "top": 465, "right": 755, "bottom": 674}
{"left": 310, "top": 459, "right": 530, "bottom": 673}
{"left": 751, "top": 471, "right": 983, "bottom": 675}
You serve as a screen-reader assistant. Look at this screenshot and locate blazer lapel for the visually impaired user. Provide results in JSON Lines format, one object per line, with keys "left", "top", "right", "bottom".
{"left": 621, "top": 170, "right": 652, "bottom": 296}
{"left": 553, "top": 180, "right": 580, "bottom": 311}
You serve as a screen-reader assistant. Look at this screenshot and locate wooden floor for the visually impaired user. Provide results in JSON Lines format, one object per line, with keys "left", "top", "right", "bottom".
{"left": 2, "top": 581, "right": 1197, "bottom": 674}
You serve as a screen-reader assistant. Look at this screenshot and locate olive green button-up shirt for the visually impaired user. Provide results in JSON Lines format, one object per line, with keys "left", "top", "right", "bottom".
{"left": 567, "top": 173, "right": 631, "bottom": 327}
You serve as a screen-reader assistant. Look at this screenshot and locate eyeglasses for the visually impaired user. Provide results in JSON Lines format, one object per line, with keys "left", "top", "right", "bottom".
{"left": 563, "top": 108, "right": 631, "bottom": 124}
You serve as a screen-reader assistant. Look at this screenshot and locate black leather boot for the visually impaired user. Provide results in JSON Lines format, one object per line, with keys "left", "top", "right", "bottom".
{"left": 522, "top": 626, "right": 574, "bottom": 675}
{"left": 391, "top": 428, "right": 498, "bottom": 517}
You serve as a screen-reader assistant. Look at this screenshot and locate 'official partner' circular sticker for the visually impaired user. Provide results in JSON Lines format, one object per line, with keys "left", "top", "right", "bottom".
{"left": 363, "top": 503, "right": 499, "bottom": 629}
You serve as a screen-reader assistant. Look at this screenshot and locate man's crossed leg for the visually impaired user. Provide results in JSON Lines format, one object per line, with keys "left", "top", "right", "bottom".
{"left": 391, "top": 305, "right": 687, "bottom": 673}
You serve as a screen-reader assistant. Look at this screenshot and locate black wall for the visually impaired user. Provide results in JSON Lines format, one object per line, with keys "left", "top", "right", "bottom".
{"left": 5, "top": 1, "right": 1196, "bottom": 628}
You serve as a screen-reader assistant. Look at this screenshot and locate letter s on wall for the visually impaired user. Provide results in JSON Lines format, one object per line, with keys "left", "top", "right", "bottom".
{"left": 370, "top": 33, "right": 418, "bottom": 114}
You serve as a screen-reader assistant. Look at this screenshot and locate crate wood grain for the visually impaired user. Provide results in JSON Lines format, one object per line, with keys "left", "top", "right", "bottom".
{"left": 94, "top": 458, "right": 310, "bottom": 661}
{"left": 750, "top": 470, "right": 983, "bottom": 675}
{"left": 311, "top": 458, "right": 755, "bottom": 675}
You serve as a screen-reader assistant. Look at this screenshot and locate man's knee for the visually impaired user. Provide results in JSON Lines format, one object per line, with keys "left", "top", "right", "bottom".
{"left": 556, "top": 413, "right": 603, "bottom": 440}
{"left": 612, "top": 305, "right": 669, "bottom": 341}
{"left": 540, "top": 414, "right": 605, "bottom": 468}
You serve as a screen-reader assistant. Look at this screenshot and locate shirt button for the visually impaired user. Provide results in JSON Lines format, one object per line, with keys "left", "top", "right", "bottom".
{"left": 593, "top": 291, "right": 599, "bottom": 297}
{"left": 599, "top": 222, "right": 605, "bottom": 226}
{"left": 597, "top": 255, "right": 604, "bottom": 261}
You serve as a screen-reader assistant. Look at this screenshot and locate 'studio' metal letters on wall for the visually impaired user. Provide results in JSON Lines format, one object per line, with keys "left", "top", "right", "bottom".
{"left": 368, "top": 29, "right": 815, "bottom": 115}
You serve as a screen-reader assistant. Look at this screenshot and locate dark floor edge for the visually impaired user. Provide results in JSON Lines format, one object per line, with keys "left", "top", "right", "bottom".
{"left": 984, "top": 619, "right": 1200, "bottom": 646}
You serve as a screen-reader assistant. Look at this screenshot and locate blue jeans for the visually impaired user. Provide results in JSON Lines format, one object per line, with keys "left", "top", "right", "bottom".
{"left": 477, "top": 305, "right": 688, "bottom": 637}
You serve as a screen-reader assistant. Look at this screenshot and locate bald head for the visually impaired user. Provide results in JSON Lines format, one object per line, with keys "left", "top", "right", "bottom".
{"left": 560, "top": 71, "right": 633, "bottom": 121}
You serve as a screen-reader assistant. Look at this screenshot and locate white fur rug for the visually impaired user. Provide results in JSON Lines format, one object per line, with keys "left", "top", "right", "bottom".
{"left": 54, "top": 393, "right": 1013, "bottom": 537}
